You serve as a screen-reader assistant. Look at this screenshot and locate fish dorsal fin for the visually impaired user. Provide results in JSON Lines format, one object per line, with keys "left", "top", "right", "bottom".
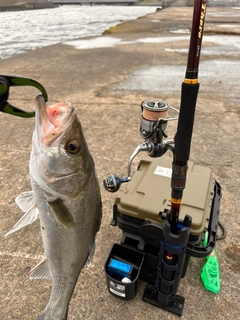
{"left": 29, "top": 259, "right": 51, "bottom": 280}
{"left": 4, "top": 205, "right": 39, "bottom": 237}
{"left": 15, "top": 191, "right": 35, "bottom": 212}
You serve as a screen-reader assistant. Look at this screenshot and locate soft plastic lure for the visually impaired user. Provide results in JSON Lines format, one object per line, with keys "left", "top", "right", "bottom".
{"left": 201, "top": 232, "right": 220, "bottom": 294}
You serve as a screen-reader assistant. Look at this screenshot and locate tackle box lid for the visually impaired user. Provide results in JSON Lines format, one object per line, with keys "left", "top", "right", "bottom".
{"left": 115, "top": 156, "right": 215, "bottom": 236}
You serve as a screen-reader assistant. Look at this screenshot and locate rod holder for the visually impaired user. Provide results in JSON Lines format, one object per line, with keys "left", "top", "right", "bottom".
{"left": 142, "top": 213, "right": 192, "bottom": 316}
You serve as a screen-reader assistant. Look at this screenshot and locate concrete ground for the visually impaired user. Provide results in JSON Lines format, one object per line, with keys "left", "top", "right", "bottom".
{"left": 0, "top": 5, "right": 239, "bottom": 320}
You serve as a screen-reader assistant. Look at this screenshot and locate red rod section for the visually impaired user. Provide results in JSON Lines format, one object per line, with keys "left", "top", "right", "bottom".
{"left": 185, "top": 0, "right": 207, "bottom": 83}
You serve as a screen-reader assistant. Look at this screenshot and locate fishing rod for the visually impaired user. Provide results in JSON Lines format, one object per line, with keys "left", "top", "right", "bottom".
{"left": 139, "top": 2, "right": 209, "bottom": 313}
{"left": 103, "top": 0, "right": 219, "bottom": 316}
{"left": 170, "top": 0, "right": 207, "bottom": 232}
{"left": 104, "top": 0, "right": 208, "bottom": 230}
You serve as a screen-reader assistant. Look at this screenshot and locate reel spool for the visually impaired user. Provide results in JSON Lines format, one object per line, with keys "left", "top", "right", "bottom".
{"left": 140, "top": 100, "right": 179, "bottom": 144}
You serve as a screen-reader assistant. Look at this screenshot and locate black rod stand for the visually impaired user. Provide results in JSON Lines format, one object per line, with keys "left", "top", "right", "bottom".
{"left": 143, "top": 213, "right": 192, "bottom": 316}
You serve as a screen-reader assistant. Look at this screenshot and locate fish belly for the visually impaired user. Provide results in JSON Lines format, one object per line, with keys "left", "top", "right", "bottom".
{"left": 31, "top": 174, "right": 101, "bottom": 320}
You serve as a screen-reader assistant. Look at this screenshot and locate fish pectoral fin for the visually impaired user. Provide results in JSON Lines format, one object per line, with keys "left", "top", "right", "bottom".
{"left": 29, "top": 259, "right": 51, "bottom": 280}
{"left": 15, "top": 191, "right": 35, "bottom": 212}
{"left": 48, "top": 198, "right": 75, "bottom": 228}
{"left": 4, "top": 205, "right": 39, "bottom": 237}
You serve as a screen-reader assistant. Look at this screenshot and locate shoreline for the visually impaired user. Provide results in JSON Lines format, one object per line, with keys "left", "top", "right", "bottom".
{"left": 1, "top": 3, "right": 239, "bottom": 61}
{"left": 1, "top": 0, "right": 239, "bottom": 11}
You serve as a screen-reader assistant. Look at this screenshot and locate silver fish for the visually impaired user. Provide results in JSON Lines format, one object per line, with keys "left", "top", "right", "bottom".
{"left": 5, "top": 94, "right": 102, "bottom": 320}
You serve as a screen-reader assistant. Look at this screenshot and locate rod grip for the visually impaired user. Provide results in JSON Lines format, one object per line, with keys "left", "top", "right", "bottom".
{"left": 175, "top": 82, "right": 199, "bottom": 163}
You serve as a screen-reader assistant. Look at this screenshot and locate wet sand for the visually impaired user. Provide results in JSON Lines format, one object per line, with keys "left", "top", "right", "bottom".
{"left": 0, "top": 6, "right": 240, "bottom": 320}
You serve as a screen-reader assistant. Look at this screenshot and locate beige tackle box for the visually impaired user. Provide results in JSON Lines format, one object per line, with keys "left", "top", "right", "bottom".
{"left": 114, "top": 156, "right": 215, "bottom": 236}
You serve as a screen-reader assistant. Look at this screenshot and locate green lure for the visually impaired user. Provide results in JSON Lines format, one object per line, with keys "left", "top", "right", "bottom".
{"left": 200, "top": 232, "right": 220, "bottom": 294}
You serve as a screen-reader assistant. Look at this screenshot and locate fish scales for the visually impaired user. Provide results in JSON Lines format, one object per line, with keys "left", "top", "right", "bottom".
{"left": 5, "top": 94, "right": 102, "bottom": 320}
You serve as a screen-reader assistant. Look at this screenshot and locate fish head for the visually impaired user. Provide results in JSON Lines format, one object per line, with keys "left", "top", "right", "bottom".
{"left": 30, "top": 94, "right": 93, "bottom": 197}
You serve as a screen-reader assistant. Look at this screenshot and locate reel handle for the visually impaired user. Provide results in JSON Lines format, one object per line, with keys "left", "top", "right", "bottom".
{"left": 103, "top": 174, "right": 130, "bottom": 193}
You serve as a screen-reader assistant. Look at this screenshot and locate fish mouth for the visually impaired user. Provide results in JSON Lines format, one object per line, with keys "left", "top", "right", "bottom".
{"left": 35, "top": 94, "right": 75, "bottom": 146}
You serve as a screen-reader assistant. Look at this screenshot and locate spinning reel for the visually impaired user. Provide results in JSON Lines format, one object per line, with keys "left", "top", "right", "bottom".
{"left": 103, "top": 100, "right": 179, "bottom": 193}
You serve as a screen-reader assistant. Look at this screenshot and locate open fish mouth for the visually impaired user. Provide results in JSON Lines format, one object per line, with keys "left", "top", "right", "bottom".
{"left": 35, "top": 94, "right": 75, "bottom": 147}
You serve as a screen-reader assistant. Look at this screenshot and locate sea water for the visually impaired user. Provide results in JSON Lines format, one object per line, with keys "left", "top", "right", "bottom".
{"left": 0, "top": 5, "right": 157, "bottom": 60}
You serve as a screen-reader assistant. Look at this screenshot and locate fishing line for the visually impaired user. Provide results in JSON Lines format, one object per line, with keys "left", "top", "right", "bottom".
{"left": 146, "top": 0, "right": 169, "bottom": 98}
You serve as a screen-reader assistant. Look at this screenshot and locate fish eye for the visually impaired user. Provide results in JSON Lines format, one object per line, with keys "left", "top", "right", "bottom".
{"left": 65, "top": 140, "right": 81, "bottom": 154}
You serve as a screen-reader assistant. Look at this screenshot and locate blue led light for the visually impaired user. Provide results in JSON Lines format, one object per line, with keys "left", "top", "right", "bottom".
{"left": 108, "top": 258, "right": 133, "bottom": 279}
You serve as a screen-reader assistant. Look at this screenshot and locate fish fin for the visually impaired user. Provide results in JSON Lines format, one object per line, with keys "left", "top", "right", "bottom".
{"left": 48, "top": 198, "right": 75, "bottom": 228}
{"left": 4, "top": 205, "right": 39, "bottom": 237}
{"left": 15, "top": 191, "right": 35, "bottom": 212}
{"left": 85, "top": 242, "right": 96, "bottom": 267}
{"left": 29, "top": 259, "right": 51, "bottom": 280}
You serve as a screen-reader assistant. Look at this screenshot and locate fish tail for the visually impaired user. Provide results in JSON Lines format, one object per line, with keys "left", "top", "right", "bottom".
{"left": 37, "top": 280, "right": 75, "bottom": 320}
{"left": 36, "top": 308, "right": 68, "bottom": 320}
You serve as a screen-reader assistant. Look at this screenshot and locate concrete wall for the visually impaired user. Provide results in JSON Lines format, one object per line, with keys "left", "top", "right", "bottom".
{"left": 0, "top": 0, "right": 49, "bottom": 5}
{"left": 0, "top": 0, "right": 54, "bottom": 10}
